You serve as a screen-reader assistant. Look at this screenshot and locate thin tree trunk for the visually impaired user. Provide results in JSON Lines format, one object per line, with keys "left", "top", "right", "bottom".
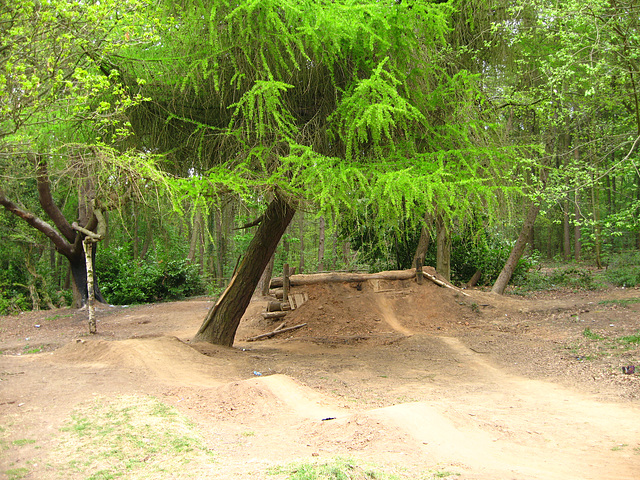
{"left": 563, "top": 200, "right": 571, "bottom": 261}
{"left": 435, "top": 213, "right": 450, "bottom": 282}
{"left": 298, "top": 211, "right": 305, "bottom": 274}
{"left": 256, "top": 253, "right": 275, "bottom": 297}
{"left": 188, "top": 207, "right": 202, "bottom": 262}
{"left": 591, "top": 176, "right": 603, "bottom": 269}
{"left": 318, "top": 215, "right": 326, "bottom": 272}
{"left": 83, "top": 239, "right": 97, "bottom": 334}
{"left": 574, "top": 191, "right": 582, "bottom": 261}
{"left": 492, "top": 201, "right": 540, "bottom": 294}
{"left": 194, "top": 196, "right": 295, "bottom": 346}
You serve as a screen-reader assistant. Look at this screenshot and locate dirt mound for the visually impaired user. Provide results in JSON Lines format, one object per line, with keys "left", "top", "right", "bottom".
{"left": 237, "top": 276, "right": 479, "bottom": 343}
{"left": 52, "top": 335, "right": 236, "bottom": 386}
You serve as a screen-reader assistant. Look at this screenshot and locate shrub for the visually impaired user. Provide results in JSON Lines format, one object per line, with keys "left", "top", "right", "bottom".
{"left": 97, "top": 247, "right": 206, "bottom": 305}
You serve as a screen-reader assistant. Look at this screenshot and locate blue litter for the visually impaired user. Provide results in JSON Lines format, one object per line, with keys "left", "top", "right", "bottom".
{"left": 253, "top": 371, "right": 262, "bottom": 376}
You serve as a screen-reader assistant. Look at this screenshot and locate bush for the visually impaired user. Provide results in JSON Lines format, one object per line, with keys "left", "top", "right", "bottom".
{"left": 97, "top": 247, "right": 206, "bottom": 305}
{"left": 602, "top": 251, "right": 640, "bottom": 287}
{"left": 513, "top": 264, "right": 597, "bottom": 292}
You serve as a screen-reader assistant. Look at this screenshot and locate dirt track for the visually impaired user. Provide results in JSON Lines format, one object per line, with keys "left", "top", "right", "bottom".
{"left": 1, "top": 274, "right": 640, "bottom": 479}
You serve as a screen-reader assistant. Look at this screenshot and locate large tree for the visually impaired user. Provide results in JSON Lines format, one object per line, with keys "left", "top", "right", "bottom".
{"left": 0, "top": 0, "right": 166, "bottom": 306}
{"left": 111, "top": 0, "right": 520, "bottom": 345}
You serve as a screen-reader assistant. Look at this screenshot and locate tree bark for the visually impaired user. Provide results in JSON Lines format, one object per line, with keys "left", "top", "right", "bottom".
{"left": 412, "top": 214, "right": 431, "bottom": 268}
{"left": 435, "top": 213, "right": 450, "bottom": 282}
{"left": 194, "top": 195, "right": 296, "bottom": 346}
{"left": 270, "top": 268, "right": 424, "bottom": 287}
{"left": 318, "top": 215, "right": 326, "bottom": 272}
{"left": 563, "top": 200, "right": 571, "bottom": 261}
{"left": 298, "top": 211, "right": 305, "bottom": 274}
{"left": 574, "top": 191, "right": 582, "bottom": 261}
{"left": 492, "top": 201, "right": 540, "bottom": 294}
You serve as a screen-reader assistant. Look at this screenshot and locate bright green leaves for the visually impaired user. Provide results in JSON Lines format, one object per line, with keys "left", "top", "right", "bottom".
{"left": 229, "top": 80, "right": 297, "bottom": 142}
{"left": 330, "top": 58, "right": 425, "bottom": 161}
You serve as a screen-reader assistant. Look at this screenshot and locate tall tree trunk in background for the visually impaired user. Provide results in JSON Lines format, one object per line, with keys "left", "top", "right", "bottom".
{"left": 194, "top": 196, "right": 295, "bottom": 346}
{"left": 318, "top": 215, "right": 326, "bottom": 272}
{"left": 574, "top": 191, "right": 582, "bottom": 261}
{"left": 591, "top": 176, "right": 603, "bottom": 269}
{"left": 298, "top": 211, "right": 305, "bottom": 274}
{"left": 188, "top": 207, "right": 203, "bottom": 263}
{"left": 563, "top": 200, "right": 571, "bottom": 261}
{"left": 435, "top": 213, "right": 450, "bottom": 282}
{"left": 412, "top": 213, "right": 431, "bottom": 268}
{"left": 492, "top": 201, "right": 540, "bottom": 294}
{"left": 256, "top": 253, "right": 275, "bottom": 297}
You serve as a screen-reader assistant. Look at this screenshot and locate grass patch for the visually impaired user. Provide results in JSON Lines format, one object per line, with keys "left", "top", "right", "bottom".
{"left": 268, "top": 457, "right": 460, "bottom": 480}
{"left": 582, "top": 328, "right": 604, "bottom": 341}
{"left": 45, "top": 313, "right": 74, "bottom": 321}
{"left": 53, "top": 395, "right": 216, "bottom": 479}
{"left": 618, "top": 332, "right": 640, "bottom": 345}
{"left": 11, "top": 439, "right": 36, "bottom": 447}
{"left": 598, "top": 298, "right": 640, "bottom": 307}
{"left": 4, "top": 467, "right": 29, "bottom": 480}
{"left": 22, "top": 345, "right": 42, "bottom": 354}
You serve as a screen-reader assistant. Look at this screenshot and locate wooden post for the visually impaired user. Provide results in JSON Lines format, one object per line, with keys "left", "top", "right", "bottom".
{"left": 83, "top": 238, "right": 97, "bottom": 334}
{"left": 282, "top": 263, "right": 290, "bottom": 304}
{"left": 415, "top": 255, "right": 424, "bottom": 285}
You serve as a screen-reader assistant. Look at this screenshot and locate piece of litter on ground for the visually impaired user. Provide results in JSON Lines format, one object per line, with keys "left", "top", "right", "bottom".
{"left": 253, "top": 371, "right": 262, "bottom": 376}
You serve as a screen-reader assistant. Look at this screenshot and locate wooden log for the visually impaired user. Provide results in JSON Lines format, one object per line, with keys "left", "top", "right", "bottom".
{"left": 270, "top": 269, "right": 418, "bottom": 288}
{"left": 266, "top": 301, "right": 283, "bottom": 312}
{"left": 246, "top": 323, "right": 307, "bottom": 342}
{"left": 261, "top": 311, "right": 287, "bottom": 320}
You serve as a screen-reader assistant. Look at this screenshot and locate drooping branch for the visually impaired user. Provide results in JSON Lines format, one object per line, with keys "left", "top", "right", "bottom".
{"left": 0, "top": 190, "right": 74, "bottom": 257}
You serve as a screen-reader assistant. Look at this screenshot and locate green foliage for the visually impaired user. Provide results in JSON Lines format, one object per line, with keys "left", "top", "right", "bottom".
{"left": 513, "top": 264, "right": 597, "bottom": 292}
{"left": 97, "top": 247, "right": 205, "bottom": 305}
{"left": 602, "top": 251, "right": 640, "bottom": 287}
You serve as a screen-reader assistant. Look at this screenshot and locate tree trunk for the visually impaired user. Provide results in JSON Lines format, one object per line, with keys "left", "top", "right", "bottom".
{"left": 318, "top": 215, "right": 326, "bottom": 272}
{"left": 435, "top": 213, "right": 450, "bottom": 282}
{"left": 69, "top": 246, "right": 106, "bottom": 308}
{"left": 298, "top": 211, "right": 305, "bottom": 274}
{"left": 591, "top": 175, "right": 603, "bottom": 269}
{"left": 83, "top": 239, "right": 97, "bottom": 334}
{"left": 574, "top": 191, "right": 582, "bottom": 261}
{"left": 492, "top": 201, "right": 540, "bottom": 294}
{"left": 563, "top": 200, "right": 571, "bottom": 261}
{"left": 412, "top": 214, "right": 431, "bottom": 268}
{"left": 256, "top": 253, "right": 275, "bottom": 297}
{"left": 194, "top": 196, "right": 295, "bottom": 346}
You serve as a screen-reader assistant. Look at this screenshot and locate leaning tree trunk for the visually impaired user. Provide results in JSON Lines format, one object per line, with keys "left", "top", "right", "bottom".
{"left": 194, "top": 195, "right": 295, "bottom": 346}
{"left": 492, "top": 201, "right": 540, "bottom": 295}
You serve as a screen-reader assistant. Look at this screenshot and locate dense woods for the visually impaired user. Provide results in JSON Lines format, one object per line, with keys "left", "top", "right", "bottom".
{"left": 1, "top": 0, "right": 640, "bottom": 344}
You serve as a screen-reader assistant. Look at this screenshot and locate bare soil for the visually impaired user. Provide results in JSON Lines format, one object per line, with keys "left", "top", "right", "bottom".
{"left": 1, "top": 269, "right": 640, "bottom": 479}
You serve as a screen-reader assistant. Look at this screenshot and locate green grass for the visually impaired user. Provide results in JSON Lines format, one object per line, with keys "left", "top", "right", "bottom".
{"left": 4, "top": 467, "right": 29, "bottom": 480}
{"left": 11, "top": 439, "right": 36, "bottom": 447}
{"left": 598, "top": 298, "right": 640, "bottom": 307}
{"left": 53, "top": 395, "right": 216, "bottom": 479}
{"left": 45, "top": 313, "right": 74, "bottom": 321}
{"left": 22, "top": 345, "right": 43, "bottom": 354}
{"left": 268, "top": 457, "right": 460, "bottom": 480}
{"left": 618, "top": 333, "right": 640, "bottom": 345}
{"left": 582, "top": 328, "right": 604, "bottom": 341}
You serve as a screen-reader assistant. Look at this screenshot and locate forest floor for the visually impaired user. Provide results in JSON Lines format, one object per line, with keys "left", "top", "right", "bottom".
{"left": 1, "top": 268, "right": 640, "bottom": 480}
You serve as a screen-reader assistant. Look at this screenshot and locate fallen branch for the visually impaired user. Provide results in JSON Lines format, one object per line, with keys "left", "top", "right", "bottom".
{"left": 423, "top": 271, "right": 470, "bottom": 297}
{"left": 246, "top": 323, "right": 307, "bottom": 342}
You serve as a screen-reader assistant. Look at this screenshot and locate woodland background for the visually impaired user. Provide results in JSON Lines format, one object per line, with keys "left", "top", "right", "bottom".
{"left": 1, "top": 0, "right": 640, "bottom": 317}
